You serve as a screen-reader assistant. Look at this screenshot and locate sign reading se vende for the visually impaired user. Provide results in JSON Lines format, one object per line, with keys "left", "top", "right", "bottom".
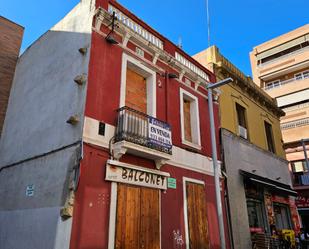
{"left": 106, "top": 160, "right": 170, "bottom": 190}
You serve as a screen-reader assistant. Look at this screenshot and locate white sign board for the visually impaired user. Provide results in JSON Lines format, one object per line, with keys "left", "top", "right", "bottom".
{"left": 106, "top": 161, "right": 169, "bottom": 190}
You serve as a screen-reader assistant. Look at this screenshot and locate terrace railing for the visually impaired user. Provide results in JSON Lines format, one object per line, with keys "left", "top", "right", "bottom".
{"left": 115, "top": 106, "right": 172, "bottom": 155}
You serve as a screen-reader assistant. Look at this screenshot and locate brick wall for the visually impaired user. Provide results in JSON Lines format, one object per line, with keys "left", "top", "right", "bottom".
{"left": 0, "top": 16, "right": 24, "bottom": 136}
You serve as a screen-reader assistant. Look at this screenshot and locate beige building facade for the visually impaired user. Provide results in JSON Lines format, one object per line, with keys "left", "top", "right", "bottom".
{"left": 250, "top": 24, "right": 309, "bottom": 230}
{"left": 194, "top": 46, "right": 299, "bottom": 249}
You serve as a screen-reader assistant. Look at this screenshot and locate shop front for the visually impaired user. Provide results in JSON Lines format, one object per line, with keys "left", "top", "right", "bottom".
{"left": 240, "top": 170, "right": 300, "bottom": 247}
{"left": 296, "top": 193, "right": 309, "bottom": 232}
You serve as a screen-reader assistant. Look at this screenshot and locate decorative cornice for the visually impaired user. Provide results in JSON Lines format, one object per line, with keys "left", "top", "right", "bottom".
{"left": 93, "top": 7, "right": 217, "bottom": 96}
{"left": 214, "top": 62, "right": 284, "bottom": 118}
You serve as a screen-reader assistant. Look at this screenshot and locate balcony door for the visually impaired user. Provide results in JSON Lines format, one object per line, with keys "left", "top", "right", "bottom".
{"left": 115, "top": 184, "right": 160, "bottom": 249}
{"left": 125, "top": 68, "right": 147, "bottom": 113}
{"left": 120, "top": 54, "right": 156, "bottom": 117}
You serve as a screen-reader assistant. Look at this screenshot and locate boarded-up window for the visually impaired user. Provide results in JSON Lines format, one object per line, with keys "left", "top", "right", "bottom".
{"left": 180, "top": 89, "right": 201, "bottom": 146}
{"left": 183, "top": 99, "right": 192, "bottom": 142}
{"left": 115, "top": 184, "right": 160, "bottom": 249}
{"left": 186, "top": 182, "right": 209, "bottom": 249}
{"left": 125, "top": 68, "right": 147, "bottom": 113}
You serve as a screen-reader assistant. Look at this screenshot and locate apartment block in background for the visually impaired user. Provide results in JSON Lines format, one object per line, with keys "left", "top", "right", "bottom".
{"left": 0, "top": 16, "right": 23, "bottom": 136}
{"left": 250, "top": 24, "right": 309, "bottom": 230}
{"left": 194, "top": 45, "right": 299, "bottom": 249}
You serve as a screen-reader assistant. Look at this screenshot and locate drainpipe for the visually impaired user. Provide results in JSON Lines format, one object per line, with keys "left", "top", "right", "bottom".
{"left": 165, "top": 72, "right": 169, "bottom": 123}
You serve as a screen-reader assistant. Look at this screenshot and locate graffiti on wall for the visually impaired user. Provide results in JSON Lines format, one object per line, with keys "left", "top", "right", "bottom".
{"left": 173, "top": 229, "right": 184, "bottom": 248}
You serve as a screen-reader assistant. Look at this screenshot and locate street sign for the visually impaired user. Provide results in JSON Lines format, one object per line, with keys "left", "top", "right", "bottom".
{"left": 168, "top": 177, "right": 177, "bottom": 189}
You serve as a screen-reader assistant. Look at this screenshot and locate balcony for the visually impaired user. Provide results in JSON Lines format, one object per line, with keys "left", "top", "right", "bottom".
{"left": 293, "top": 173, "right": 309, "bottom": 187}
{"left": 259, "top": 46, "right": 309, "bottom": 68}
{"left": 113, "top": 106, "right": 172, "bottom": 169}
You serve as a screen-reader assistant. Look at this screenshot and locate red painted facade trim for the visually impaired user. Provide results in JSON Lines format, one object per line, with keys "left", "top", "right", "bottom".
{"left": 71, "top": 0, "right": 228, "bottom": 248}
{"left": 70, "top": 145, "right": 230, "bottom": 249}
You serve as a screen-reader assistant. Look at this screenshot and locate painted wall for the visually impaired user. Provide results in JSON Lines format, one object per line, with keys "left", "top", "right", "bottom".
{"left": 0, "top": 144, "right": 80, "bottom": 249}
{"left": 221, "top": 129, "right": 291, "bottom": 249}
{"left": 219, "top": 83, "right": 285, "bottom": 158}
{"left": 0, "top": 1, "right": 94, "bottom": 248}
{"left": 0, "top": 0, "right": 93, "bottom": 166}
{"left": 72, "top": 1, "right": 228, "bottom": 248}
{"left": 86, "top": 30, "right": 220, "bottom": 160}
{"left": 194, "top": 46, "right": 286, "bottom": 159}
{"left": 70, "top": 144, "right": 229, "bottom": 249}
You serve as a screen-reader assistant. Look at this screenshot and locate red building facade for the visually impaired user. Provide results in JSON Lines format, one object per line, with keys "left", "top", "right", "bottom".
{"left": 70, "top": 1, "right": 229, "bottom": 248}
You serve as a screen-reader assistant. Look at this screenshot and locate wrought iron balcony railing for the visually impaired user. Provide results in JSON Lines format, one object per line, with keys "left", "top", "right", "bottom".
{"left": 115, "top": 106, "right": 172, "bottom": 155}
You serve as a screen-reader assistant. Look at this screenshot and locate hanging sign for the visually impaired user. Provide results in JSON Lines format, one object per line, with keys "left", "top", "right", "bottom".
{"left": 148, "top": 117, "right": 172, "bottom": 150}
{"left": 106, "top": 160, "right": 170, "bottom": 190}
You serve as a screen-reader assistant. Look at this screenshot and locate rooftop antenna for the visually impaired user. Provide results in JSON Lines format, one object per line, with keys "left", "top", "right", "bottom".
{"left": 177, "top": 36, "right": 183, "bottom": 49}
{"left": 206, "top": 0, "right": 211, "bottom": 47}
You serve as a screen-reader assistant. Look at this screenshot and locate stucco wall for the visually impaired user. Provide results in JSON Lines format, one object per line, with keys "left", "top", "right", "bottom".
{"left": 0, "top": 144, "right": 80, "bottom": 249}
{"left": 0, "top": 0, "right": 93, "bottom": 167}
{"left": 218, "top": 82, "right": 285, "bottom": 158}
{"left": 221, "top": 129, "right": 290, "bottom": 249}
{"left": 0, "top": 0, "right": 94, "bottom": 248}
{"left": 193, "top": 46, "right": 286, "bottom": 159}
{"left": 0, "top": 207, "right": 72, "bottom": 249}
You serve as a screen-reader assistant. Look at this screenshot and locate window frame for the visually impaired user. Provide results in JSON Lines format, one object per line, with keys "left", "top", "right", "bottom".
{"left": 265, "top": 79, "right": 281, "bottom": 89}
{"left": 246, "top": 198, "right": 268, "bottom": 231}
{"left": 273, "top": 202, "right": 293, "bottom": 230}
{"left": 291, "top": 160, "right": 308, "bottom": 173}
{"left": 294, "top": 70, "right": 309, "bottom": 80}
{"left": 179, "top": 88, "right": 201, "bottom": 150}
{"left": 120, "top": 53, "right": 156, "bottom": 117}
{"left": 264, "top": 121, "right": 276, "bottom": 153}
{"left": 235, "top": 102, "right": 249, "bottom": 139}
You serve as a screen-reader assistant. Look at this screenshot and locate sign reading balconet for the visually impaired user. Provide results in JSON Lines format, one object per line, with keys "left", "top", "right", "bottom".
{"left": 106, "top": 161, "right": 169, "bottom": 190}
{"left": 148, "top": 117, "right": 172, "bottom": 149}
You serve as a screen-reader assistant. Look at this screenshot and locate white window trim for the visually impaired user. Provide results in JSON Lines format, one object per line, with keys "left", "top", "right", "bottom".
{"left": 179, "top": 88, "right": 201, "bottom": 149}
{"left": 108, "top": 182, "right": 117, "bottom": 249}
{"left": 120, "top": 53, "right": 156, "bottom": 117}
{"left": 294, "top": 70, "right": 309, "bottom": 80}
{"left": 265, "top": 79, "right": 280, "bottom": 89}
{"left": 183, "top": 177, "right": 205, "bottom": 249}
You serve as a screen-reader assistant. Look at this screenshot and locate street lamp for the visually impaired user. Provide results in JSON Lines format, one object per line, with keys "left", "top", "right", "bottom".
{"left": 206, "top": 77, "right": 233, "bottom": 249}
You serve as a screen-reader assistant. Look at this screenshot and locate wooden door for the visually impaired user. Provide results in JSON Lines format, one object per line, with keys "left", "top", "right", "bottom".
{"left": 115, "top": 184, "right": 160, "bottom": 249}
{"left": 125, "top": 68, "right": 147, "bottom": 113}
{"left": 186, "top": 182, "right": 210, "bottom": 249}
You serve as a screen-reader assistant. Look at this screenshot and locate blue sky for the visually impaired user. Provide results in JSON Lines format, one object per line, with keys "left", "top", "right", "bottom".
{"left": 1, "top": 0, "right": 308, "bottom": 76}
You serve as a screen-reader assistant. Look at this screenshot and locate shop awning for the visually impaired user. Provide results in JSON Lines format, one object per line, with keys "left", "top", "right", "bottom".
{"left": 240, "top": 170, "right": 298, "bottom": 197}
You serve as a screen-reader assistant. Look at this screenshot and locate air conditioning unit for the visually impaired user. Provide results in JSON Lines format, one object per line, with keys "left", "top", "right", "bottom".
{"left": 238, "top": 125, "right": 247, "bottom": 139}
